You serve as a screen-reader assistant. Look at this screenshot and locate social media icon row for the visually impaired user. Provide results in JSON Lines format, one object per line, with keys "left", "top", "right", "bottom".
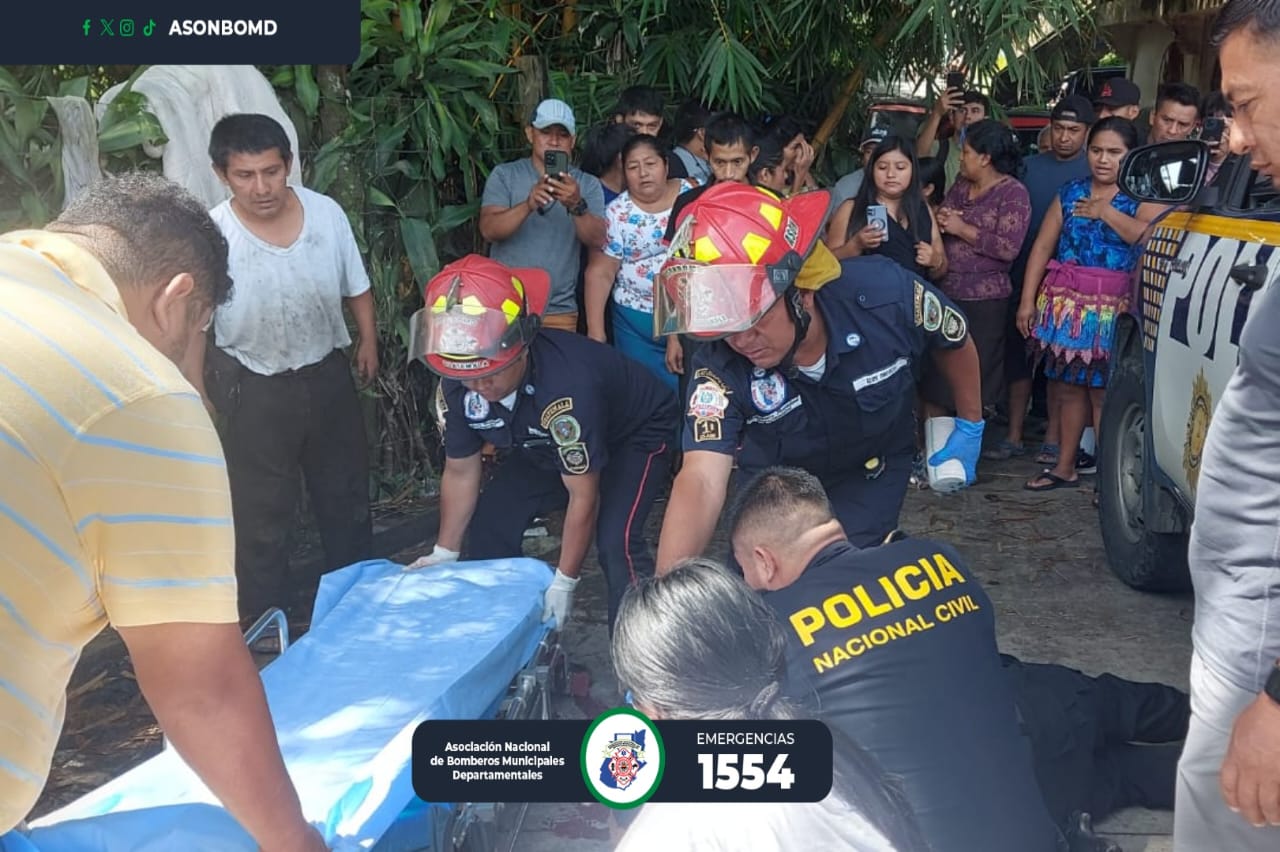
{"left": 82, "top": 18, "right": 157, "bottom": 37}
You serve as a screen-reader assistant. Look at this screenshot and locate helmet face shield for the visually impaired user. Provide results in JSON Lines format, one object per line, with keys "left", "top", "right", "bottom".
{"left": 409, "top": 301, "right": 536, "bottom": 378}
{"left": 653, "top": 261, "right": 782, "bottom": 339}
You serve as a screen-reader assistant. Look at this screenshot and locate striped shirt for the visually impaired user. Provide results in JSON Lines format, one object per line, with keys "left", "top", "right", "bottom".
{"left": 0, "top": 231, "right": 239, "bottom": 831}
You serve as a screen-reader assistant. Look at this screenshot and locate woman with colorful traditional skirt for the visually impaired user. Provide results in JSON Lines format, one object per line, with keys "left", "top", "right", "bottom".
{"left": 1016, "top": 117, "right": 1163, "bottom": 492}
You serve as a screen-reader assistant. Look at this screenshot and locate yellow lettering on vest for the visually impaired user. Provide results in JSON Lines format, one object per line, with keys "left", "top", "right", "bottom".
{"left": 877, "top": 575, "right": 905, "bottom": 608}
{"left": 894, "top": 564, "right": 931, "bottom": 600}
{"left": 790, "top": 607, "right": 826, "bottom": 647}
{"left": 823, "top": 593, "right": 864, "bottom": 630}
{"left": 920, "top": 558, "right": 943, "bottom": 589}
{"left": 935, "top": 601, "right": 952, "bottom": 622}
{"left": 852, "top": 585, "right": 894, "bottom": 618}
{"left": 813, "top": 651, "right": 834, "bottom": 673}
{"left": 845, "top": 636, "right": 865, "bottom": 656}
{"left": 831, "top": 645, "right": 851, "bottom": 665}
{"left": 885, "top": 621, "right": 907, "bottom": 640}
{"left": 933, "top": 553, "right": 965, "bottom": 586}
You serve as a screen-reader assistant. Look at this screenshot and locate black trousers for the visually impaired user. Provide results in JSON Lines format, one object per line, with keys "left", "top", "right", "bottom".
{"left": 1002, "top": 656, "right": 1191, "bottom": 826}
{"left": 467, "top": 444, "right": 671, "bottom": 628}
{"left": 221, "top": 350, "right": 373, "bottom": 620}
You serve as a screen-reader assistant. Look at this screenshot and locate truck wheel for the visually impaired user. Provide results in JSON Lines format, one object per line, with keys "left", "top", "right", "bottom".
{"left": 1097, "top": 346, "right": 1191, "bottom": 591}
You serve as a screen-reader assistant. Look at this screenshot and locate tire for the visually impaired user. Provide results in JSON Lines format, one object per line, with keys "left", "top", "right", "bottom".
{"left": 1097, "top": 345, "right": 1191, "bottom": 591}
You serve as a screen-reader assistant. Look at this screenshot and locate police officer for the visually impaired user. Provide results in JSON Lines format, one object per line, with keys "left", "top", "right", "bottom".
{"left": 728, "top": 466, "right": 1063, "bottom": 852}
{"left": 405, "top": 255, "right": 678, "bottom": 628}
{"left": 652, "top": 182, "right": 984, "bottom": 570}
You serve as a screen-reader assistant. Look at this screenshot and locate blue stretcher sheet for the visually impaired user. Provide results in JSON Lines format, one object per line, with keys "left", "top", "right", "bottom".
{"left": 22, "top": 558, "right": 553, "bottom": 852}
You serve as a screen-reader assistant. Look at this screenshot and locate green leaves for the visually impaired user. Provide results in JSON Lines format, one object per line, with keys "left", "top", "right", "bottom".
{"left": 694, "top": 34, "right": 769, "bottom": 114}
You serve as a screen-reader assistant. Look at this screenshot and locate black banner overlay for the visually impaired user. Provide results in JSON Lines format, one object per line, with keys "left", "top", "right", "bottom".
{"left": 4, "top": 1, "right": 359, "bottom": 65}
{"left": 413, "top": 717, "right": 833, "bottom": 804}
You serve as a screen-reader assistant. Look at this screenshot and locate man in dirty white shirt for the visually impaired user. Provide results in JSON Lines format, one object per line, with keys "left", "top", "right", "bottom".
{"left": 205, "top": 112, "right": 376, "bottom": 623}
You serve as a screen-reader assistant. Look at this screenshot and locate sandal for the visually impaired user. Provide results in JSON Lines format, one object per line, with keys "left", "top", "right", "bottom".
{"left": 1034, "top": 443, "right": 1060, "bottom": 465}
{"left": 982, "top": 439, "right": 1025, "bottom": 461}
{"left": 1024, "top": 470, "right": 1079, "bottom": 492}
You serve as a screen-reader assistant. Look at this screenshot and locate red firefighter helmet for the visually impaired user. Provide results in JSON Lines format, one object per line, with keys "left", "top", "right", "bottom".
{"left": 654, "top": 183, "right": 837, "bottom": 339}
{"left": 409, "top": 255, "right": 549, "bottom": 378}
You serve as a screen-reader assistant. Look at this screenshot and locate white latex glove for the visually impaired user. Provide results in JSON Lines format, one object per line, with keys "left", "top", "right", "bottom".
{"left": 542, "top": 569, "right": 579, "bottom": 628}
{"left": 403, "top": 544, "right": 460, "bottom": 571}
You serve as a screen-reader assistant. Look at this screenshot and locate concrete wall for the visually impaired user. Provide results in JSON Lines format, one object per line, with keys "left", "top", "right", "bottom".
{"left": 1099, "top": 0, "right": 1222, "bottom": 103}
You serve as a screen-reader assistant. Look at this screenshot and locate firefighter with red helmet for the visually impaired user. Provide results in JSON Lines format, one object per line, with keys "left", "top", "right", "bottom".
{"left": 653, "top": 183, "right": 984, "bottom": 571}
{"left": 405, "top": 255, "right": 677, "bottom": 629}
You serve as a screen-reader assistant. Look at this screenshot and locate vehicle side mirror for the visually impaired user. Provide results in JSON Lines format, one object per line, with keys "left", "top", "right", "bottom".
{"left": 1120, "top": 140, "right": 1210, "bottom": 204}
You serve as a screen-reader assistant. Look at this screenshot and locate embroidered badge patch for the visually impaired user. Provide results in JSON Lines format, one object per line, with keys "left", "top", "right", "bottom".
{"left": 540, "top": 397, "right": 574, "bottom": 429}
{"left": 941, "top": 305, "right": 967, "bottom": 342}
{"left": 463, "top": 391, "right": 490, "bottom": 421}
{"left": 750, "top": 371, "right": 788, "bottom": 413}
{"left": 913, "top": 281, "right": 925, "bottom": 327}
{"left": 551, "top": 414, "right": 582, "bottom": 446}
{"left": 559, "top": 442, "right": 590, "bottom": 474}
{"left": 922, "top": 290, "right": 943, "bottom": 332}
{"left": 689, "top": 378, "right": 730, "bottom": 443}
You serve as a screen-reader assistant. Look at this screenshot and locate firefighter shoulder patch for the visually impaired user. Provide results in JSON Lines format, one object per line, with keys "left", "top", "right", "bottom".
{"left": 558, "top": 442, "right": 590, "bottom": 474}
{"left": 941, "top": 305, "right": 967, "bottom": 343}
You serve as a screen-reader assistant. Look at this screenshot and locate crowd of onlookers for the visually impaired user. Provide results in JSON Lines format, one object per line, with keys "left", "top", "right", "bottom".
{"left": 490, "top": 76, "right": 1229, "bottom": 495}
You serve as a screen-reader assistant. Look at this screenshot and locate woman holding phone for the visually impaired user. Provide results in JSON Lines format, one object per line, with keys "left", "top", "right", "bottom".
{"left": 824, "top": 135, "right": 946, "bottom": 281}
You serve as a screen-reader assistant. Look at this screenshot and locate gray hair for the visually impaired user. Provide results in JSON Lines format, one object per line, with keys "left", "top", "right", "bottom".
{"left": 611, "top": 558, "right": 792, "bottom": 719}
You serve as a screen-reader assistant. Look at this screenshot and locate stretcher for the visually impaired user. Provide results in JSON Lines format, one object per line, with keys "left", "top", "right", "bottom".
{"left": 22, "top": 557, "right": 565, "bottom": 852}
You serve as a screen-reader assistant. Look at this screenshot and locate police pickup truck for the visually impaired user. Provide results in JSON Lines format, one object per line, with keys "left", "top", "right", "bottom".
{"left": 1098, "top": 141, "right": 1277, "bottom": 591}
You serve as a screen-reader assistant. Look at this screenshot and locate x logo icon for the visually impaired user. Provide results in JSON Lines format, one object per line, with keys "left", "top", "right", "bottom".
{"left": 99, "top": 19, "right": 115, "bottom": 36}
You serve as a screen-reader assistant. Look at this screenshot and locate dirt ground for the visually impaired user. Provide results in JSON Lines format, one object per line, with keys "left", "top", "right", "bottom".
{"left": 36, "top": 448, "right": 1193, "bottom": 852}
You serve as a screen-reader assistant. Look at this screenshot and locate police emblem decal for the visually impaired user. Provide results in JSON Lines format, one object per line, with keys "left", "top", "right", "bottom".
{"left": 463, "top": 391, "right": 490, "bottom": 421}
{"left": 581, "top": 707, "right": 665, "bottom": 808}
{"left": 1183, "top": 369, "right": 1213, "bottom": 492}
{"left": 940, "top": 306, "right": 967, "bottom": 342}
{"left": 551, "top": 414, "right": 582, "bottom": 446}
{"left": 922, "top": 291, "right": 943, "bottom": 332}
{"left": 750, "top": 371, "right": 788, "bottom": 413}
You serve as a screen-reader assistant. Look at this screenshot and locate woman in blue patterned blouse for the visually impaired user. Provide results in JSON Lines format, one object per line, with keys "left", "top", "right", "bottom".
{"left": 1016, "top": 117, "right": 1163, "bottom": 491}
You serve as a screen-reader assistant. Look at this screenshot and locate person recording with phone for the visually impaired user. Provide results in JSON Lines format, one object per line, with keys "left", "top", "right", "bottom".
{"left": 823, "top": 134, "right": 947, "bottom": 281}
{"left": 916, "top": 71, "right": 990, "bottom": 190}
{"left": 1201, "top": 90, "right": 1235, "bottom": 185}
{"left": 479, "top": 98, "right": 606, "bottom": 332}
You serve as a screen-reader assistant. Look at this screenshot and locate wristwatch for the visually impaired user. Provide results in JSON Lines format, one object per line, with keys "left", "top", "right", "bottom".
{"left": 1265, "top": 660, "right": 1280, "bottom": 706}
{"left": 568, "top": 198, "right": 589, "bottom": 217}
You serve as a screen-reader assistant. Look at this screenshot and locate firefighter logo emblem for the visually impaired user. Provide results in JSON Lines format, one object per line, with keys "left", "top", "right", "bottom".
{"left": 581, "top": 708, "right": 665, "bottom": 808}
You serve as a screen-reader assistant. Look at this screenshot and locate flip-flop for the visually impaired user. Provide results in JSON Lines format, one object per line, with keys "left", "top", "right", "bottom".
{"left": 1034, "top": 443, "right": 1060, "bottom": 465}
{"left": 1024, "top": 470, "right": 1079, "bottom": 492}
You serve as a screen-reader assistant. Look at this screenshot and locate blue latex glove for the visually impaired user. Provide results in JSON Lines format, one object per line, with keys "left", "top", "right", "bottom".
{"left": 928, "top": 417, "right": 985, "bottom": 486}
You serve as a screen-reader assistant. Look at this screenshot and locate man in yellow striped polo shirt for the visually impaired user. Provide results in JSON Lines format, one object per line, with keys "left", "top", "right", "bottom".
{"left": 0, "top": 174, "right": 324, "bottom": 851}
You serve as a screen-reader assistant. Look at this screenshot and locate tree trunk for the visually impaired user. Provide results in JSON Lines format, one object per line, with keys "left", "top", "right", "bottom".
{"left": 315, "top": 65, "right": 365, "bottom": 217}
{"left": 515, "top": 55, "right": 545, "bottom": 122}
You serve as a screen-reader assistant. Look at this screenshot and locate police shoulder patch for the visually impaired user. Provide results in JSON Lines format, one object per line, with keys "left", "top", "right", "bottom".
{"left": 940, "top": 305, "right": 967, "bottom": 342}
{"left": 913, "top": 281, "right": 925, "bottom": 327}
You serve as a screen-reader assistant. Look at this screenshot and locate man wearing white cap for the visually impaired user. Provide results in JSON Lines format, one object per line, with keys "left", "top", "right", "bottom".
{"left": 479, "top": 98, "right": 607, "bottom": 332}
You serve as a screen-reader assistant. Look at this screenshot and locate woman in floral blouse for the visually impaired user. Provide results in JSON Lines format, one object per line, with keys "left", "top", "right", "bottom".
{"left": 584, "top": 135, "right": 697, "bottom": 392}
{"left": 922, "top": 120, "right": 1031, "bottom": 421}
